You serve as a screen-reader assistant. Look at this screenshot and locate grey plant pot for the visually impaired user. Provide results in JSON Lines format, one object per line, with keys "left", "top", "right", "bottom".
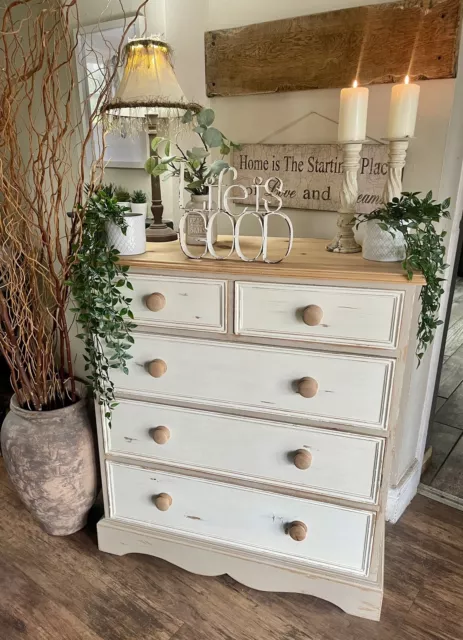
{"left": 0, "top": 384, "right": 97, "bottom": 536}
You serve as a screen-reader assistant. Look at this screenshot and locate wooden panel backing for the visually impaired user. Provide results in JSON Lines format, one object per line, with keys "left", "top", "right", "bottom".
{"left": 205, "top": 0, "right": 461, "bottom": 97}
{"left": 119, "top": 237, "right": 426, "bottom": 286}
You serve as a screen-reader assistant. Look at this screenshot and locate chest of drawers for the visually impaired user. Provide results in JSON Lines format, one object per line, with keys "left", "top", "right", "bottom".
{"left": 95, "top": 237, "right": 424, "bottom": 621}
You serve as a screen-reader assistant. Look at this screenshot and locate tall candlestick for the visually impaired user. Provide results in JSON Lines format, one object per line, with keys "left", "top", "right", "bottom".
{"left": 338, "top": 80, "right": 369, "bottom": 143}
{"left": 388, "top": 76, "right": 420, "bottom": 139}
{"left": 326, "top": 142, "right": 362, "bottom": 254}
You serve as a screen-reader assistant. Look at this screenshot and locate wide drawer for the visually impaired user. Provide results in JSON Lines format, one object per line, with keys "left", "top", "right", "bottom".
{"left": 235, "top": 281, "right": 404, "bottom": 349}
{"left": 108, "top": 462, "right": 375, "bottom": 576}
{"left": 106, "top": 400, "right": 384, "bottom": 503}
{"left": 110, "top": 334, "right": 394, "bottom": 429}
{"left": 126, "top": 274, "right": 226, "bottom": 332}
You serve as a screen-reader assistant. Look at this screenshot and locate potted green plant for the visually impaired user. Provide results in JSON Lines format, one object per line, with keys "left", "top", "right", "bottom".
{"left": 131, "top": 189, "right": 148, "bottom": 218}
{"left": 357, "top": 191, "right": 450, "bottom": 362}
{"left": 115, "top": 186, "right": 131, "bottom": 209}
{"left": 110, "top": 187, "right": 146, "bottom": 255}
{"left": 145, "top": 107, "right": 240, "bottom": 245}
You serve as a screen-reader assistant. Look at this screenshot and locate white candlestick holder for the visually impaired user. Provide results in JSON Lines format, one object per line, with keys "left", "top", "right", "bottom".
{"left": 326, "top": 141, "right": 364, "bottom": 254}
{"left": 381, "top": 137, "right": 411, "bottom": 203}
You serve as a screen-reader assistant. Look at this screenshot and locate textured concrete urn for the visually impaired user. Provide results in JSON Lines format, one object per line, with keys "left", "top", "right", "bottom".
{"left": 0, "top": 386, "right": 97, "bottom": 535}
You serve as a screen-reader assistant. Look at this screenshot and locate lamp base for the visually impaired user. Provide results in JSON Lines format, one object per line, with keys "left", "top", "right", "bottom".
{"left": 146, "top": 223, "right": 178, "bottom": 243}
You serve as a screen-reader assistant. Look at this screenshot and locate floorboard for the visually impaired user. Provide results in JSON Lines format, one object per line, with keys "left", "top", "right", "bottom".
{"left": 420, "top": 422, "right": 461, "bottom": 485}
{"left": 434, "top": 383, "right": 463, "bottom": 430}
{"left": 431, "top": 437, "right": 463, "bottom": 499}
{"left": 2, "top": 462, "right": 463, "bottom": 639}
{"left": 438, "top": 344, "right": 463, "bottom": 399}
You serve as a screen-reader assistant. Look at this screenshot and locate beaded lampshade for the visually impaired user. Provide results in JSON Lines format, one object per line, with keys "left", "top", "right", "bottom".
{"left": 102, "top": 37, "right": 200, "bottom": 133}
{"left": 102, "top": 37, "right": 201, "bottom": 242}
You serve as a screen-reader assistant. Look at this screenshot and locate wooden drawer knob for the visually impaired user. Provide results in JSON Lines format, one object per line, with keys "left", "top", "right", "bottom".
{"left": 297, "top": 377, "right": 319, "bottom": 398}
{"left": 288, "top": 521, "right": 308, "bottom": 542}
{"left": 153, "top": 493, "right": 172, "bottom": 511}
{"left": 294, "top": 449, "right": 312, "bottom": 470}
{"left": 302, "top": 304, "right": 323, "bottom": 326}
{"left": 152, "top": 426, "right": 170, "bottom": 445}
{"left": 146, "top": 292, "right": 166, "bottom": 312}
{"left": 148, "top": 359, "right": 167, "bottom": 378}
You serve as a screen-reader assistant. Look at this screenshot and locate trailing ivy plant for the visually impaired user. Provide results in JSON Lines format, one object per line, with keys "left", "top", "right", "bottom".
{"left": 357, "top": 191, "right": 450, "bottom": 363}
{"left": 69, "top": 190, "right": 136, "bottom": 424}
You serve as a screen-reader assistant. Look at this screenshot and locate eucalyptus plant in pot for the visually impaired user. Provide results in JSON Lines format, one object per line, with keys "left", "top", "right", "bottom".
{"left": 357, "top": 191, "right": 450, "bottom": 362}
{"left": 0, "top": 0, "right": 142, "bottom": 535}
{"left": 145, "top": 107, "right": 240, "bottom": 245}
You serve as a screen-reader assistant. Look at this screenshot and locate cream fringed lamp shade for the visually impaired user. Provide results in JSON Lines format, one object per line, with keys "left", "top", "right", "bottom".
{"left": 102, "top": 37, "right": 201, "bottom": 131}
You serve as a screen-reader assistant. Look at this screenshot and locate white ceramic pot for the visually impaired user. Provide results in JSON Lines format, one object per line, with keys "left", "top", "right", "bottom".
{"left": 117, "top": 202, "right": 131, "bottom": 213}
{"left": 131, "top": 202, "right": 148, "bottom": 218}
{"left": 362, "top": 220, "right": 406, "bottom": 263}
{"left": 185, "top": 194, "right": 217, "bottom": 246}
{"left": 106, "top": 213, "right": 146, "bottom": 256}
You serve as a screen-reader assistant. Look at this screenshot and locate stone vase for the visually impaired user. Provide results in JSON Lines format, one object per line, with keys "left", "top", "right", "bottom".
{"left": 0, "top": 384, "right": 97, "bottom": 536}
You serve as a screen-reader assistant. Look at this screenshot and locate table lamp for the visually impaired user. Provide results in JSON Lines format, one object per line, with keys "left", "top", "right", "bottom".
{"left": 102, "top": 37, "right": 201, "bottom": 242}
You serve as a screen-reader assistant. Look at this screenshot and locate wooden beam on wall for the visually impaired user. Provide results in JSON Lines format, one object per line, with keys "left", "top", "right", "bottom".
{"left": 205, "top": 0, "right": 462, "bottom": 97}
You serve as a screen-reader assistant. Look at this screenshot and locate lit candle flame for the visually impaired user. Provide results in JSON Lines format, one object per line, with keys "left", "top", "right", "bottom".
{"left": 353, "top": 79, "right": 358, "bottom": 88}
{"left": 405, "top": 75, "right": 410, "bottom": 85}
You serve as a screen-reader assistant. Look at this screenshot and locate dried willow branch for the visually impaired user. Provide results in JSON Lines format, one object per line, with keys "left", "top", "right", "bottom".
{"left": 0, "top": 0, "right": 148, "bottom": 410}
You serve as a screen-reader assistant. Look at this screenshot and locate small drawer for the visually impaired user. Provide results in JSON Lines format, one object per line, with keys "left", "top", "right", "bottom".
{"left": 108, "top": 462, "right": 375, "bottom": 576}
{"left": 106, "top": 400, "right": 384, "bottom": 503}
{"left": 235, "top": 281, "right": 404, "bottom": 349}
{"left": 110, "top": 333, "right": 394, "bottom": 430}
{"left": 127, "top": 274, "right": 226, "bottom": 332}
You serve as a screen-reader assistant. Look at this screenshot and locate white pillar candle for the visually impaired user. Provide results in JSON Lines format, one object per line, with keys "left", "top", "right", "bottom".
{"left": 388, "top": 76, "right": 420, "bottom": 139}
{"left": 338, "top": 80, "right": 369, "bottom": 143}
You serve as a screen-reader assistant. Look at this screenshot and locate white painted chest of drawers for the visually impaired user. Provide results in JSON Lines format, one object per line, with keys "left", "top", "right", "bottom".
{"left": 95, "top": 237, "right": 424, "bottom": 621}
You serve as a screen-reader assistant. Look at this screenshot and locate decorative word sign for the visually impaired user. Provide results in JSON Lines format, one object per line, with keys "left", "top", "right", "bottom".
{"left": 232, "top": 143, "right": 389, "bottom": 213}
{"left": 179, "top": 169, "right": 293, "bottom": 264}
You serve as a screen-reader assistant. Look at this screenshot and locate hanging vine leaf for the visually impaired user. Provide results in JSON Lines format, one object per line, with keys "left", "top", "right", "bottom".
{"left": 357, "top": 191, "right": 450, "bottom": 363}
{"left": 69, "top": 190, "right": 136, "bottom": 425}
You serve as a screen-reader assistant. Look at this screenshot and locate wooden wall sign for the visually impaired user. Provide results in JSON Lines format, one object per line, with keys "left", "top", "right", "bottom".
{"left": 232, "top": 144, "right": 389, "bottom": 213}
{"left": 205, "top": 0, "right": 461, "bottom": 97}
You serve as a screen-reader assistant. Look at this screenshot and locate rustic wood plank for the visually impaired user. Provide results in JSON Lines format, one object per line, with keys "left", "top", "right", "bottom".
{"left": 421, "top": 422, "right": 461, "bottom": 485}
{"left": 432, "top": 436, "right": 463, "bottom": 498}
{"left": 205, "top": 0, "right": 461, "bottom": 97}
{"left": 0, "top": 555, "right": 101, "bottom": 640}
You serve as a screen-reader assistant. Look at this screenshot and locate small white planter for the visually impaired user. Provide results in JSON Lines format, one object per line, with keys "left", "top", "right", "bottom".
{"left": 131, "top": 202, "right": 148, "bottom": 218}
{"left": 106, "top": 213, "right": 146, "bottom": 256}
{"left": 362, "top": 220, "right": 406, "bottom": 263}
{"left": 117, "top": 202, "right": 131, "bottom": 212}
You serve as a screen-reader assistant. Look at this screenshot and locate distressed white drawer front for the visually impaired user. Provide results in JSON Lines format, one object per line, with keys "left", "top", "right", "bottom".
{"left": 108, "top": 462, "right": 375, "bottom": 576}
{"left": 111, "top": 334, "right": 394, "bottom": 429}
{"left": 107, "top": 400, "right": 384, "bottom": 503}
{"left": 127, "top": 274, "right": 226, "bottom": 332}
{"left": 235, "top": 282, "right": 404, "bottom": 349}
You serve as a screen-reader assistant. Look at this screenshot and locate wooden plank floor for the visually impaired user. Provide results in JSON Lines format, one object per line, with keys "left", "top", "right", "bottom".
{"left": 1, "top": 461, "right": 463, "bottom": 640}
{"left": 423, "top": 278, "right": 463, "bottom": 498}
